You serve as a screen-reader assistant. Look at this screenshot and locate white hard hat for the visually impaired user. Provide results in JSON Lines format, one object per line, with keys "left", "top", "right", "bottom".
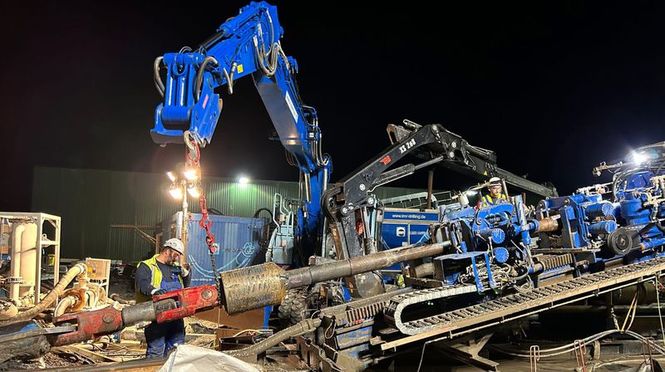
{"left": 164, "top": 238, "right": 185, "bottom": 255}
{"left": 488, "top": 177, "right": 502, "bottom": 186}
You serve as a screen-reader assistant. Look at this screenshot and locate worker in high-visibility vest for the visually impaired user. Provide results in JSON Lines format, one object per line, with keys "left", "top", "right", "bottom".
{"left": 135, "top": 238, "right": 191, "bottom": 358}
{"left": 481, "top": 177, "right": 509, "bottom": 207}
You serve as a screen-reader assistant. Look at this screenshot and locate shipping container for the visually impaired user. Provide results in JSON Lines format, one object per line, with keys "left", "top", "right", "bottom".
{"left": 162, "top": 212, "right": 266, "bottom": 286}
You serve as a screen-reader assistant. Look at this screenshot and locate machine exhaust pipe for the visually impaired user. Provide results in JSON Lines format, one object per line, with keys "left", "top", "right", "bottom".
{"left": 220, "top": 242, "right": 450, "bottom": 314}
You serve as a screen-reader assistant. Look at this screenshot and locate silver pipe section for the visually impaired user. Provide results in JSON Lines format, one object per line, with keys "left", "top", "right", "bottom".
{"left": 220, "top": 242, "right": 450, "bottom": 314}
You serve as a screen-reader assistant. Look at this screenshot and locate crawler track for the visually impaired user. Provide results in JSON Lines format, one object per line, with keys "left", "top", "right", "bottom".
{"left": 382, "top": 257, "right": 665, "bottom": 349}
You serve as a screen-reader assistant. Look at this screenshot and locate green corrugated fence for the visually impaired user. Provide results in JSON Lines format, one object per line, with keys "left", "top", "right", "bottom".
{"left": 31, "top": 167, "right": 428, "bottom": 262}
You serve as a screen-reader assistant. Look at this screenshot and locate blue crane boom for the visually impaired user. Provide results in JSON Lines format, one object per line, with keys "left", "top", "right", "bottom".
{"left": 150, "top": 2, "right": 331, "bottom": 262}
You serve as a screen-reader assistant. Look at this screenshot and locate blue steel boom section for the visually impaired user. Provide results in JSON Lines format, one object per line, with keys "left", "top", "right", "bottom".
{"left": 151, "top": 2, "right": 331, "bottom": 263}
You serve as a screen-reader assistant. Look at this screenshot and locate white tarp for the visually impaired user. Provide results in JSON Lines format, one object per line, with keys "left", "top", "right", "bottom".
{"left": 159, "top": 345, "right": 260, "bottom": 372}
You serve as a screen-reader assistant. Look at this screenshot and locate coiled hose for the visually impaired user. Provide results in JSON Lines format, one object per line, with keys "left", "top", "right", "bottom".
{"left": 0, "top": 263, "right": 87, "bottom": 326}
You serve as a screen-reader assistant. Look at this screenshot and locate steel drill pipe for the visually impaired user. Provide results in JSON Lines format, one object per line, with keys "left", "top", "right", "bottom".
{"left": 220, "top": 242, "right": 450, "bottom": 314}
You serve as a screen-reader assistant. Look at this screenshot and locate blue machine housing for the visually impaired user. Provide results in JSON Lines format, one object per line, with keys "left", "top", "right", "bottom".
{"left": 381, "top": 208, "right": 439, "bottom": 249}
{"left": 437, "top": 196, "right": 537, "bottom": 263}
{"left": 423, "top": 197, "right": 541, "bottom": 293}
{"left": 613, "top": 170, "right": 665, "bottom": 252}
{"left": 380, "top": 208, "right": 439, "bottom": 276}
{"left": 537, "top": 193, "right": 618, "bottom": 250}
{"left": 537, "top": 169, "right": 665, "bottom": 261}
{"left": 424, "top": 165, "right": 665, "bottom": 294}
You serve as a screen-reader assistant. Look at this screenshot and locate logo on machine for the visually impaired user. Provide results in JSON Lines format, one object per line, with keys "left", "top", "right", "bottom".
{"left": 396, "top": 227, "right": 406, "bottom": 237}
{"left": 399, "top": 139, "right": 416, "bottom": 154}
{"left": 380, "top": 155, "right": 392, "bottom": 165}
{"left": 391, "top": 213, "right": 429, "bottom": 220}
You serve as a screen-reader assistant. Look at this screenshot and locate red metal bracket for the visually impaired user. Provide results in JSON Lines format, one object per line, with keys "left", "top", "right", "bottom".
{"left": 153, "top": 284, "right": 219, "bottom": 323}
{"left": 50, "top": 306, "right": 123, "bottom": 346}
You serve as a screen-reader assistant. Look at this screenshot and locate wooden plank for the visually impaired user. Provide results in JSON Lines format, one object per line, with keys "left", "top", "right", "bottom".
{"left": 60, "top": 345, "right": 122, "bottom": 363}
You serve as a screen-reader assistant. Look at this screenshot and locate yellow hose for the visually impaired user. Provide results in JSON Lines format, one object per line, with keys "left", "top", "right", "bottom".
{"left": 0, "top": 263, "right": 87, "bottom": 326}
{"left": 53, "top": 296, "right": 77, "bottom": 318}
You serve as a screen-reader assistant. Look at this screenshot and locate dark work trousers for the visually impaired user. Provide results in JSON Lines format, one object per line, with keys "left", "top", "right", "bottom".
{"left": 144, "top": 318, "right": 185, "bottom": 358}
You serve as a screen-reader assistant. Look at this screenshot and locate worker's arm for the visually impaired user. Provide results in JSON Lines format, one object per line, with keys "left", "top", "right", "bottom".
{"left": 135, "top": 263, "right": 157, "bottom": 296}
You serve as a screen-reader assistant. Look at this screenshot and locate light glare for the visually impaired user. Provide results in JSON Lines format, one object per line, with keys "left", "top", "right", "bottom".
{"left": 187, "top": 185, "right": 201, "bottom": 198}
{"left": 169, "top": 185, "right": 183, "bottom": 200}
{"left": 631, "top": 151, "right": 648, "bottom": 165}
{"left": 183, "top": 168, "right": 199, "bottom": 181}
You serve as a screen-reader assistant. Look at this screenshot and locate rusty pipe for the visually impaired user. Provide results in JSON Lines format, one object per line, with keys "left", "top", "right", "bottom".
{"left": 220, "top": 242, "right": 449, "bottom": 314}
{"left": 229, "top": 318, "right": 322, "bottom": 362}
{"left": 48, "top": 298, "right": 179, "bottom": 347}
{"left": 110, "top": 293, "right": 135, "bottom": 305}
{"left": 536, "top": 218, "right": 559, "bottom": 233}
{"left": 410, "top": 262, "right": 434, "bottom": 278}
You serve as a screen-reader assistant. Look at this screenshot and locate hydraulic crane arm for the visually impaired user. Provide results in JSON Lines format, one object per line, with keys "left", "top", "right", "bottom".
{"left": 387, "top": 120, "right": 558, "bottom": 198}
{"left": 324, "top": 123, "right": 461, "bottom": 262}
{"left": 322, "top": 123, "right": 463, "bottom": 297}
{"left": 151, "top": 2, "right": 331, "bottom": 261}
{"left": 323, "top": 120, "right": 557, "bottom": 297}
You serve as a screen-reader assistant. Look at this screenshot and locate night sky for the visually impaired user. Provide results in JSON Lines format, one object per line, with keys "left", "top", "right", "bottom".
{"left": 2, "top": 1, "right": 665, "bottom": 211}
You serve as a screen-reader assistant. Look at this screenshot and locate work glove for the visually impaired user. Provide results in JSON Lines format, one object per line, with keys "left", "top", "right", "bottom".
{"left": 181, "top": 263, "right": 190, "bottom": 278}
{"left": 151, "top": 288, "right": 167, "bottom": 296}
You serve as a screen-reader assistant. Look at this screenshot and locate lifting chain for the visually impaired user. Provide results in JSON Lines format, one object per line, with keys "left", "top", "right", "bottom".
{"left": 184, "top": 131, "right": 221, "bottom": 304}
